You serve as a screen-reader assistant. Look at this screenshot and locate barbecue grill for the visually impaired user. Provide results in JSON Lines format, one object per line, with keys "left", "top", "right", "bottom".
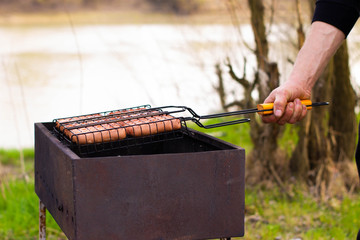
{"left": 51, "top": 104, "right": 249, "bottom": 157}
{"left": 35, "top": 104, "right": 246, "bottom": 240}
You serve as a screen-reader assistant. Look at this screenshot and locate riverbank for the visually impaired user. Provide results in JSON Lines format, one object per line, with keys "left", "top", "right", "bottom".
{"left": 0, "top": 0, "right": 308, "bottom": 28}
{"left": 0, "top": 9, "right": 236, "bottom": 27}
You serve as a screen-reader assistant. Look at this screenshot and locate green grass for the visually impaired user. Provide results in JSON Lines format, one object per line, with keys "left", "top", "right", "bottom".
{"left": 243, "top": 187, "right": 360, "bottom": 239}
{"left": 0, "top": 149, "right": 65, "bottom": 239}
{"left": 0, "top": 180, "right": 65, "bottom": 240}
{"left": 190, "top": 116, "right": 300, "bottom": 155}
{"left": 0, "top": 149, "right": 34, "bottom": 166}
{"left": 189, "top": 117, "right": 254, "bottom": 151}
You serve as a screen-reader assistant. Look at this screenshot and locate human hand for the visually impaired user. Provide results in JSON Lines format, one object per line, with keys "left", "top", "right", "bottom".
{"left": 261, "top": 81, "right": 312, "bottom": 125}
{"left": 259, "top": 21, "right": 344, "bottom": 125}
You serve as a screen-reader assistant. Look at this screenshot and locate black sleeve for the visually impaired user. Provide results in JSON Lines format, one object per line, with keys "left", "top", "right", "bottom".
{"left": 312, "top": 0, "right": 360, "bottom": 37}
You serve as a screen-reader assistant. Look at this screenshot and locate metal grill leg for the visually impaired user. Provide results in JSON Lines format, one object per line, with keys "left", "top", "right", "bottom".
{"left": 39, "top": 199, "right": 46, "bottom": 240}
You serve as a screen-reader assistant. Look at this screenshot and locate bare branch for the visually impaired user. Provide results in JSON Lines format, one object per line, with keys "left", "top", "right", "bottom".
{"left": 225, "top": 100, "right": 246, "bottom": 109}
{"left": 266, "top": 0, "right": 276, "bottom": 36}
{"left": 214, "top": 63, "right": 227, "bottom": 110}
{"left": 295, "top": 0, "right": 305, "bottom": 49}
{"left": 225, "top": 57, "right": 250, "bottom": 89}
{"left": 225, "top": 0, "right": 255, "bottom": 53}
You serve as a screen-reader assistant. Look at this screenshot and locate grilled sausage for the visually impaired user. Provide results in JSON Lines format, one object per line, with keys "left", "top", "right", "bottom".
{"left": 56, "top": 110, "right": 181, "bottom": 144}
{"left": 122, "top": 115, "right": 181, "bottom": 137}
{"left": 67, "top": 123, "right": 126, "bottom": 145}
{"left": 55, "top": 114, "right": 101, "bottom": 132}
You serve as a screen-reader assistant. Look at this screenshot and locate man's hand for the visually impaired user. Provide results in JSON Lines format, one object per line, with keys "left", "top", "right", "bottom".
{"left": 261, "top": 21, "right": 344, "bottom": 125}
{"left": 261, "top": 81, "right": 311, "bottom": 125}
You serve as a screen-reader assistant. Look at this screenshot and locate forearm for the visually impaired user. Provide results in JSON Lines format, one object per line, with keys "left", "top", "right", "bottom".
{"left": 261, "top": 2, "right": 358, "bottom": 124}
{"left": 287, "top": 21, "right": 345, "bottom": 92}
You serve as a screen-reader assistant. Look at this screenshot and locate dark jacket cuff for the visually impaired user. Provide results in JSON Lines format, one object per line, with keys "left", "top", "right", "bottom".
{"left": 312, "top": 1, "right": 359, "bottom": 37}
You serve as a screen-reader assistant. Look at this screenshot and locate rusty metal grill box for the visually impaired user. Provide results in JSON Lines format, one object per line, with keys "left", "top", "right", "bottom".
{"left": 35, "top": 122, "right": 245, "bottom": 240}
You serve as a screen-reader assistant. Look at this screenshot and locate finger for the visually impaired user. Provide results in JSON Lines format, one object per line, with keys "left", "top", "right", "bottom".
{"left": 261, "top": 90, "right": 280, "bottom": 123}
{"left": 277, "top": 102, "right": 295, "bottom": 125}
{"left": 263, "top": 90, "right": 277, "bottom": 104}
{"left": 298, "top": 104, "right": 308, "bottom": 121}
{"left": 288, "top": 99, "right": 303, "bottom": 124}
{"left": 272, "top": 92, "right": 289, "bottom": 118}
{"left": 261, "top": 114, "right": 277, "bottom": 123}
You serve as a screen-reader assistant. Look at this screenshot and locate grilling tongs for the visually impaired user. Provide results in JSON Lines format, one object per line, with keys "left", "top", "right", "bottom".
{"left": 157, "top": 100, "right": 328, "bottom": 129}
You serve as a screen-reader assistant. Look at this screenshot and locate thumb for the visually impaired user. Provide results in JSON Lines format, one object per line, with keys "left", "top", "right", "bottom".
{"left": 273, "top": 93, "right": 289, "bottom": 118}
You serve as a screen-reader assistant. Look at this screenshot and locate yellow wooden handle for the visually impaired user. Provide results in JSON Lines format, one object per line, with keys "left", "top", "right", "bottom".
{"left": 257, "top": 100, "right": 312, "bottom": 115}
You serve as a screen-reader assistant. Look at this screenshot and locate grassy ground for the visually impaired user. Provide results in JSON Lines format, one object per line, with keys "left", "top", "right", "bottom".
{"left": 1, "top": 121, "right": 360, "bottom": 239}
{"left": 0, "top": 149, "right": 65, "bottom": 240}
{"left": 243, "top": 187, "right": 360, "bottom": 239}
{"left": 0, "top": 179, "right": 66, "bottom": 240}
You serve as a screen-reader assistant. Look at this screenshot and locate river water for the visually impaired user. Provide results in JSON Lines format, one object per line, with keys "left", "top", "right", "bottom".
{"left": 1, "top": 23, "right": 359, "bottom": 148}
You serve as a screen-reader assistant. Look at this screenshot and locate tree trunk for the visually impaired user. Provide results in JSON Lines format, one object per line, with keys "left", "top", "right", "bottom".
{"left": 247, "top": 0, "right": 268, "bottom": 70}
{"left": 290, "top": 0, "right": 334, "bottom": 193}
{"left": 328, "top": 41, "right": 358, "bottom": 191}
{"left": 246, "top": 0, "right": 282, "bottom": 184}
{"left": 291, "top": 0, "right": 357, "bottom": 194}
{"left": 289, "top": 0, "right": 310, "bottom": 179}
{"left": 289, "top": 117, "right": 311, "bottom": 178}
{"left": 307, "top": 61, "right": 333, "bottom": 186}
{"left": 329, "top": 41, "right": 356, "bottom": 163}
{"left": 290, "top": 63, "right": 333, "bottom": 182}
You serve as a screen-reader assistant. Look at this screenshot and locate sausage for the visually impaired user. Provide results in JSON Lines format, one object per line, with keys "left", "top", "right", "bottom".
{"left": 154, "top": 115, "right": 181, "bottom": 132}
{"left": 56, "top": 110, "right": 181, "bottom": 144}
{"left": 55, "top": 114, "right": 101, "bottom": 132}
{"left": 121, "top": 119, "right": 155, "bottom": 137}
{"left": 122, "top": 114, "right": 181, "bottom": 137}
{"left": 68, "top": 123, "right": 126, "bottom": 145}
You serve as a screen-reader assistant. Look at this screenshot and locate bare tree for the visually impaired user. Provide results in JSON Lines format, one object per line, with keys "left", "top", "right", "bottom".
{"left": 290, "top": 0, "right": 358, "bottom": 197}
{"left": 216, "top": 0, "right": 290, "bottom": 192}
{"left": 217, "top": 0, "right": 358, "bottom": 195}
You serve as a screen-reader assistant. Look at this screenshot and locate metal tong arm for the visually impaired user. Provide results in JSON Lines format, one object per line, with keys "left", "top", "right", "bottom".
{"left": 154, "top": 106, "right": 250, "bottom": 129}
{"left": 154, "top": 101, "right": 328, "bottom": 128}
{"left": 154, "top": 105, "right": 248, "bottom": 119}
{"left": 185, "top": 117, "right": 250, "bottom": 129}
{"left": 192, "top": 100, "right": 329, "bottom": 118}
